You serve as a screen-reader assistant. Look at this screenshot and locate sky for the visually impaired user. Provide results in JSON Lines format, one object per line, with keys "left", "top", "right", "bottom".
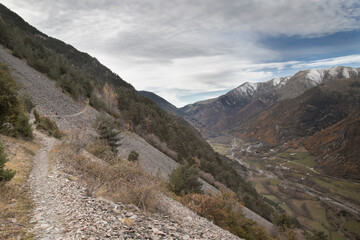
{"left": 2, "top": 0, "right": 360, "bottom": 107}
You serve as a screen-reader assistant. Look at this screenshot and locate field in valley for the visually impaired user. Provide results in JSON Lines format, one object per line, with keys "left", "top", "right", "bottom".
{"left": 208, "top": 137, "right": 360, "bottom": 240}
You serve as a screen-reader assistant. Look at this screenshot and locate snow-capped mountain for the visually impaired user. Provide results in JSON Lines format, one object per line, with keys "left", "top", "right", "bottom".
{"left": 181, "top": 66, "right": 360, "bottom": 134}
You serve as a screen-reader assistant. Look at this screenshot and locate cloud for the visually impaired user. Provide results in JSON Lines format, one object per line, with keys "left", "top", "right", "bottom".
{"left": 292, "top": 54, "right": 360, "bottom": 68}
{"left": 1, "top": 0, "right": 360, "bottom": 107}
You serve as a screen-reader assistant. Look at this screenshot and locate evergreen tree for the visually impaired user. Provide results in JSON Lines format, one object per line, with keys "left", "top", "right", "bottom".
{"left": 15, "top": 112, "right": 33, "bottom": 139}
{"left": 128, "top": 150, "right": 139, "bottom": 161}
{"left": 168, "top": 164, "right": 203, "bottom": 195}
{"left": 96, "top": 117, "right": 121, "bottom": 153}
{"left": 0, "top": 63, "right": 33, "bottom": 139}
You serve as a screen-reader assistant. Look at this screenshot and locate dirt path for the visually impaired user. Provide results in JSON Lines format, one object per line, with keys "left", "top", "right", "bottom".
{"left": 29, "top": 131, "right": 64, "bottom": 239}
{"left": 28, "top": 131, "right": 240, "bottom": 239}
{"left": 47, "top": 105, "right": 90, "bottom": 118}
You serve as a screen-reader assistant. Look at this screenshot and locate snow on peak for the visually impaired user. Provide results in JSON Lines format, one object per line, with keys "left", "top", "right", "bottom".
{"left": 306, "top": 69, "right": 326, "bottom": 85}
{"left": 271, "top": 76, "right": 291, "bottom": 87}
{"left": 236, "top": 82, "right": 259, "bottom": 94}
{"left": 307, "top": 67, "right": 359, "bottom": 85}
{"left": 328, "top": 66, "right": 359, "bottom": 79}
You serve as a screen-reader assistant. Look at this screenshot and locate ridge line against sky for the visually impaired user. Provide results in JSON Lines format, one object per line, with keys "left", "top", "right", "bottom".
{"left": 2, "top": 0, "right": 360, "bottom": 107}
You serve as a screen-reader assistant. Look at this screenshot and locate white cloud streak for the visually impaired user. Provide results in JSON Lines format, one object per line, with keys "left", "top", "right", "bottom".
{"left": 292, "top": 55, "right": 360, "bottom": 68}
{"left": 1, "top": 0, "right": 360, "bottom": 107}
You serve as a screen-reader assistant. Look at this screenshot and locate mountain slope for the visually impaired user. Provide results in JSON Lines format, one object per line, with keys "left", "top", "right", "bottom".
{"left": 304, "top": 116, "right": 360, "bottom": 180}
{"left": 236, "top": 75, "right": 360, "bottom": 179}
{"left": 236, "top": 75, "right": 360, "bottom": 143}
{"left": 139, "top": 91, "right": 185, "bottom": 116}
{"left": 0, "top": 3, "right": 276, "bottom": 221}
{"left": 182, "top": 67, "right": 360, "bottom": 134}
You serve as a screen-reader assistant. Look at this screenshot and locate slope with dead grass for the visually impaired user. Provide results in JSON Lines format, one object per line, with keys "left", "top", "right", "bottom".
{"left": 0, "top": 134, "right": 39, "bottom": 239}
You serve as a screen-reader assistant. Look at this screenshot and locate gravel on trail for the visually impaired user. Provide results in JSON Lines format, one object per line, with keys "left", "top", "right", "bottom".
{"left": 29, "top": 131, "right": 240, "bottom": 240}
{"left": 1, "top": 44, "right": 244, "bottom": 239}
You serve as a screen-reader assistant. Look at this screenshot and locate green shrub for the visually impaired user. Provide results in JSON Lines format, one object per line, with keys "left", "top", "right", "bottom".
{"left": 0, "top": 63, "right": 33, "bottom": 140}
{"left": 168, "top": 164, "right": 203, "bottom": 195}
{"left": 304, "top": 230, "right": 328, "bottom": 240}
{"left": 15, "top": 112, "right": 33, "bottom": 139}
{"left": 128, "top": 150, "right": 139, "bottom": 161}
{"left": 274, "top": 214, "right": 299, "bottom": 229}
{"left": 20, "top": 93, "right": 36, "bottom": 113}
{"left": 33, "top": 109, "right": 61, "bottom": 138}
{"left": 0, "top": 143, "right": 15, "bottom": 182}
{"left": 33, "top": 108, "right": 40, "bottom": 123}
{"left": 95, "top": 116, "right": 121, "bottom": 153}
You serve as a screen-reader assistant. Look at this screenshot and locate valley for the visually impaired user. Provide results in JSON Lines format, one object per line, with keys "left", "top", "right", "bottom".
{"left": 208, "top": 134, "right": 360, "bottom": 240}
{"left": 0, "top": 2, "right": 359, "bottom": 239}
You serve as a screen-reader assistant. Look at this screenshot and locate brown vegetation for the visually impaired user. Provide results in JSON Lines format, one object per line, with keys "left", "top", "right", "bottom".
{"left": 0, "top": 135, "right": 39, "bottom": 239}
{"left": 178, "top": 191, "right": 275, "bottom": 240}
{"left": 304, "top": 116, "right": 360, "bottom": 180}
{"left": 33, "top": 109, "right": 62, "bottom": 139}
{"left": 58, "top": 133, "right": 164, "bottom": 212}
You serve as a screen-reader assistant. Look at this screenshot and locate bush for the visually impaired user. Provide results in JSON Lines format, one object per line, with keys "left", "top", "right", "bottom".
{"left": 168, "top": 164, "right": 203, "bottom": 195}
{"left": 86, "top": 142, "right": 113, "bottom": 160}
{"left": 33, "top": 109, "right": 62, "bottom": 138}
{"left": 0, "top": 143, "right": 15, "bottom": 182}
{"left": 59, "top": 139, "right": 162, "bottom": 212}
{"left": 95, "top": 116, "right": 121, "bottom": 153}
{"left": 128, "top": 150, "right": 139, "bottom": 161}
{"left": 304, "top": 230, "right": 328, "bottom": 240}
{"left": 0, "top": 63, "right": 32, "bottom": 140}
{"left": 274, "top": 214, "right": 299, "bottom": 229}
{"left": 14, "top": 112, "right": 33, "bottom": 139}
{"left": 20, "top": 93, "right": 36, "bottom": 113}
{"left": 179, "top": 192, "right": 272, "bottom": 240}
{"left": 33, "top": 109, "right": 41, "bottom": 123}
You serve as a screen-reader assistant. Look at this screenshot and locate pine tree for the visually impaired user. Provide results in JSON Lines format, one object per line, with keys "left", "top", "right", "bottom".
{"left": 96, "top": 117, "right": 121, "bottom": 153}
{"left": 128, "top": 150, "right": 139, "bottom": 161}
{"left": 168, "top": 164, "right": 203, "bottom": 195}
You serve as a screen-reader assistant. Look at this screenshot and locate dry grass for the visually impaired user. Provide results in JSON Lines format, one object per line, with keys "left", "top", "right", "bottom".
{"left": 0, "top": 135, "right": 39, "bottom": 240}
{"left": 56, "top": 133, "right": 164, "bottom": 213}
{"left": 177, "top": 191, "right": 275, "bottom": 240}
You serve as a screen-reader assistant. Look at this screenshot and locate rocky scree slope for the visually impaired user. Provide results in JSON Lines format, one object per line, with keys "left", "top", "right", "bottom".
{"left": 0, "top": 4, "right": 276, "bottom": 232}
{"left": 0, "top": 39, "right": 244, "bottom": 238}
{"left": 29, "top": 131, "right": 240, "bottom": 239}
{"left": 0, "top": 40, "right": 219, "bottom": 194}
{"left": 182, "top": 66, "right": 360, "bottom": 134}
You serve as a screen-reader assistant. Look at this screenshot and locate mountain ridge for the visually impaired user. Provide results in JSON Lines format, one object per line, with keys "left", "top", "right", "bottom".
{"left": 0, "top": 2, "right": 277, "bottom": 226}
{"left": 181, "top": 66, "right": 360, "bottom": 135}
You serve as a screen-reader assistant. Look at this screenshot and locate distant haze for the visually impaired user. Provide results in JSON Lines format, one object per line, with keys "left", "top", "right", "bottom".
{"left": 2, "top": 0, "right": 360, "bottom": 107}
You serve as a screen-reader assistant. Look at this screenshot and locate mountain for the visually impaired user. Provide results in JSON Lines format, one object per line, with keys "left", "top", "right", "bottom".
{"left": 139, "top": 91, "right": 185, "bottom": 116}
{"left": 0, "top": 3, "right": 276, "bottom": 222}
{"left": 237, "top": 75, "right": 360, "bottom": 142}
{"left": 304, "top": 115, "right": 360, "bottom": 180}
{"left": 182, "top": 66, "right": 360, "bottom": 134}
{"left": 240, "top": 75, "right": 360, "bottom": 180}
{"left": 138, "top": 91, "right": 215, "bottom": 137}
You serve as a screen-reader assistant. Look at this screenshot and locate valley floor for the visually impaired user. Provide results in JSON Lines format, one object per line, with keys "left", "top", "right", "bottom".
{"left": 208, "top": 135, "right": 360, "bottom": 240}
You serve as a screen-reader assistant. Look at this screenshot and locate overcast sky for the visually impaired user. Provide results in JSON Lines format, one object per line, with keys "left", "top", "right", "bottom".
{"left": 2, "top": 0, "right": 360, "bottom": 107}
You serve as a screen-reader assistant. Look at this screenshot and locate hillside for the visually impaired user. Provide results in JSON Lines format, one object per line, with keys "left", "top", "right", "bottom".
{"left": 139, "top": 91, "right": 185, "bottom": 116}
{"left": 303, "top": 114, "right": 360, "bottom": 180}
{"left": 0, "top": 3, "right": 279, "bottom": 236}
{"left": 182, "top": 66, "right": 360, "bottom": 134}
{"left": 235, "top": 76, "right": 360, "bottom": 179}
{"left": 0, "top": 36, "right": 253, "bottom": 240}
